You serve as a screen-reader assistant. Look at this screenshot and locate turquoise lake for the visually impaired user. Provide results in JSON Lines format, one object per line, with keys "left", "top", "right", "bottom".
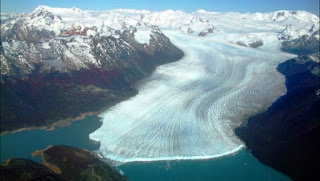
{"left": 0, "top": 115, "right": 292, "bottom": 181}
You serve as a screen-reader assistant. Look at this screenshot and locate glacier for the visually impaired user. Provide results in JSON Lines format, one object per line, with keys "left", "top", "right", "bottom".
{"left": 89, "top": 30, "right": 295, "bottom": 163}
{"left": 1, "top": 6, "right": 318, "bottom": 163}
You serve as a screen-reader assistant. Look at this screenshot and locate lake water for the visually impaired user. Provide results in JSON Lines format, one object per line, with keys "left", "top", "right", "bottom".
{"left": 0, "top": 116, "right": 101, "bottom": 162}
{"left": 119, "top": 149, "right": 291, "bottom": 181}
{"left": 0, "top": 116, "right": 291, "bottom": 181}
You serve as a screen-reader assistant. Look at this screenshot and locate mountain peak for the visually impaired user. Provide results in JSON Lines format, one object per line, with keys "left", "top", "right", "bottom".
{"left": 34, "top": 5, "right": 51, "bottom": 12}
{"left": 33, "top": 5, "right": 89, "bottom": 17}
{"left": 270, "top": 10, "right": 319, "bottom": 22}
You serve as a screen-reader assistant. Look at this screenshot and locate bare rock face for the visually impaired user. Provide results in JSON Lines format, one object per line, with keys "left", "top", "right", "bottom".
{"left": 236, "top": 41, "right": 248, "bottom": 47}
{"left": 198, "top": 25, "right": 215, "bottom": 37}
{"left": 249, "top": 39, "right": 263, "bottom": 48}
{"left": 281, "top": 35, "right": 319, "bottom": 55}
{"left": 187, "top": 28, "right": 194, "bottom": 34}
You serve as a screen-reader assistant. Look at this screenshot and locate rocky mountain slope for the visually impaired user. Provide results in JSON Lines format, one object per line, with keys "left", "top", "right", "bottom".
{"left": 235, "top": 53, "right": 320, "bottom": 181}
{"left": 1, "top": 158, "right": 64, "bottom": 181}
{"left": 1, "top": 145, "right": 127, "bottom": 181}
{"left": 0, "top": 6, "right": 184, "bottom": 133}
{"left": 281, "top": 34, "right": 320, "bottom": 55}
{"left": 230, "top": 10, "right": 320, "bottom": 180}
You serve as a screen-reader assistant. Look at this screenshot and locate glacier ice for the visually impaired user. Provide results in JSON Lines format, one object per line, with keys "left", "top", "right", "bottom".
{"left": 89, "top": 31, "right": 295, "bottom": 163}
{"left": 134, "top": 29, "right": 151, "bottom": 45}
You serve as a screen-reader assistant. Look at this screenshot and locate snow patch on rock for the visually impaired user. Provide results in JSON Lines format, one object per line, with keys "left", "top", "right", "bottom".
{"left": 134, "top": 29, "right": 151, "bottom": 44}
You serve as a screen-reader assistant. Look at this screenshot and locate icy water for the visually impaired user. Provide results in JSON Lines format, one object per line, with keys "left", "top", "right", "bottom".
{"left": 119, "top": 149, "right": 291, "bottom": 181}
{"left": 0, "top": 116, "right": 101, "bottom": 162}
{"left": 0, "top": 116, "right": 291, "bottom": 180}
{"left": 89, "top": 31, "right": 294, "bottom": 162}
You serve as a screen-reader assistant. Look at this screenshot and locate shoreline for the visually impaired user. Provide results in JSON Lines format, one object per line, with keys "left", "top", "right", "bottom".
{"left": 0, "top": 68, "right": 170, "bottom": 137}
{"left": 0, "top": 49, "right": 183, "bottom": 137}
{"left": 31, "top": 145, "right": 62, "bottom": 174}
{"left": 0, "top": 103, "right": 118, "bottom": 136}
{"left": 0, "top": 71, "right": 167, "bottom": 137}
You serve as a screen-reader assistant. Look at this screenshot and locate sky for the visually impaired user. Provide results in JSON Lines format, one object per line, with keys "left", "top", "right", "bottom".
{"left": 1, "top": 0, "right": 319, "bottom": 15}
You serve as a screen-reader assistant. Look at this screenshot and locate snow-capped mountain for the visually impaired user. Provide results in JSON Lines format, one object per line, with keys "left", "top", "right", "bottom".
{"left": 0, "top": 13, "right": 20, "bottom": 24}
{"left": 1, "top": 6, "right": 319, "bottom": 78}
{"left": 88, "top": 9, "right": 216, "bottom": 36}
{"left": 271, "top": 10, "right": 319, "bottom": 40}
{"left": 0, "top": 5, "right": 319, "bottom": 139}
{"left": 281, "top": 34, "right": 319, "bottom": 55}
{"left": 131, "top": 9, "right": 216, "bottom": 36}
{"left": 0, "top": 6, "right": 185, "bottom": 133}
{"left": 193, "top": 9, "right": 319, "bottom": 42}
{"left": 0, "top": 6, "right": 184, "bottom": 77}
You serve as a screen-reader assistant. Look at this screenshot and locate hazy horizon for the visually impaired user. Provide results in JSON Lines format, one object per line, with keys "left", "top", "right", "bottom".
{"left": 1, "top": 0, "right": 319, "bottom": 16}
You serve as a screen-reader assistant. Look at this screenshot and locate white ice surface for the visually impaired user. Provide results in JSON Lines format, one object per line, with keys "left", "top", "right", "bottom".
{"left": 89, "top": 31, "right": 295, "bottom": 163}
{"left": 134, "top": 29, "right": 151, "bottom": 44}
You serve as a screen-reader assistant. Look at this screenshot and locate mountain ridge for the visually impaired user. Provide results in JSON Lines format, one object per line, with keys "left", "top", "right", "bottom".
{"left": 0, "top": 6, "right": 184, "bottom": 133}
{"left": 235, "top": 53, "right": 320, "bottom": 181}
